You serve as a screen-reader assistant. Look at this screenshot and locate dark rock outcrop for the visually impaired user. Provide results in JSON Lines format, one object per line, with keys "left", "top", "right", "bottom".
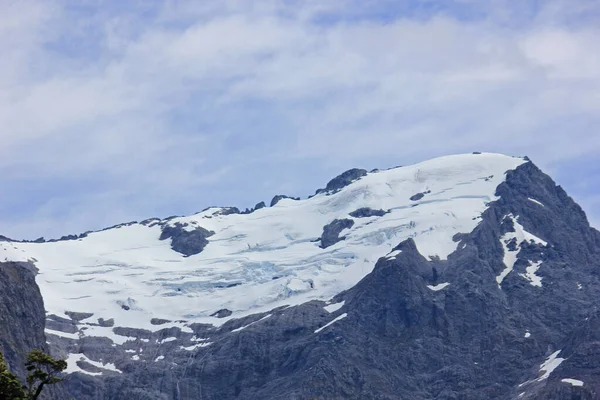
{"left": 215, "top": 207, "right": 240, "bottom": 216}
{"left": 211, "top": 309, "right": 233, "bottom": 318}
{"left": 349, "top": 207, "right": 388, "bottom": 218}
{"left": 65, "top": 311, "right": 94, "bottom": 322}
{"left": 241, "top": 202, "right": 267, "bottom": 214}
{"left": 410, "top": 190, "right": 431, "bottom": 201}
{"left": 0, "top": 262, "right": 48, "bottom": 378}
{"left": 0, "top": 262, "right": 69, "bottom": 399}
{"left": 410, "top": 192, "right": 424, "bottom": 201}
{"left": 270, "top": 195, "right": 300, "bottom": 207}
{"left": 316, "top": 168, "right": 368, "bottom": 195}
{"left": 159, "top": 223, "right": 215, "bottom": 256}
{"left": 319, "top": 218, "right": 355, "bottom": 249}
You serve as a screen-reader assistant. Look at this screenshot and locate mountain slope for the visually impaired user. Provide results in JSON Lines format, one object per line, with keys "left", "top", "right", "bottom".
{"left": 1, "top": 152, "right": 599, "bottom": 399}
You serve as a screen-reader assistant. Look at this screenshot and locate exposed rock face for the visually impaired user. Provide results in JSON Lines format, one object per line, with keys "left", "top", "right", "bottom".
{"left": 319, "top": 218, "right": 355, "bottom": 249}
{"left": 348, "top": 207, "right": 388, "bottom": 218}
{"left": 410, "top": 190, "right": 431, "bottom": 201}
{"left": 159, "top": 223, "right": 215, "bottom": 256}
{"left": 211, "top": 309, "right": 233, "bottom": 318}
{"left": 215, "top": 207, "right": 240, "bottom": 216}
{"left": 241, "top": 202, "right": 268, "bottom": 214}
{"left": 316, "top": 168, "right": 368, "bottom": 194}
{"left": 410, "top": 192, "right": 425, "bottom": 201}
{"left": 0, "top": 262, "right": 47, "bottom": 378}
{"left": 270, "top": 195, "right": 300, "bottom": 207}
{"left": 0, "top": 262, "right": 68, "bottom": 399}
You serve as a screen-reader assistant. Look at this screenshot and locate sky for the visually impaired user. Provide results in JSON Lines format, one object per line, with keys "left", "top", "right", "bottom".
{"left": 1, "top": 0, "right": 599, "bottom": 240}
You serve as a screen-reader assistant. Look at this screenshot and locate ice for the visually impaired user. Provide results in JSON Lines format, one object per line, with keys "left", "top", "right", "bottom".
{"left": 519, "top": 261, "right": 543, "bottom": 287}
{"left": 314, "top": 313, "right": 348, "bottom": 333}
{"left": 286, "top": 278, "right": 312, "bottom": 292}
{"left": 324, "top": 301, "right": 345, "bottom": 313}
{"left": 0, "top": 153, "right": 525, "bottom": 338}
{"left": 427, "top": 282, "right": 450, "bottom": 291}
{"left": 538, "top": 351, "right": 565, "bottom": 381}
{"left": 561, "top": 378, "right": 584, "bottom": 386}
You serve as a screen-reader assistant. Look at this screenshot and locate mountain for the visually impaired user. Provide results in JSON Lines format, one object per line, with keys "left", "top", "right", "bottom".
{"left": 1, "top": 153, "right": 599, "bottom": 399}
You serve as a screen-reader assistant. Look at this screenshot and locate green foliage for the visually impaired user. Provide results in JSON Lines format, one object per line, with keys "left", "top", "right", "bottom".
{"left": 0, "top": 349, "right": 67, "bottom": 400}
{"left": 0, "top": 352, "right": 26, "bottom": 400}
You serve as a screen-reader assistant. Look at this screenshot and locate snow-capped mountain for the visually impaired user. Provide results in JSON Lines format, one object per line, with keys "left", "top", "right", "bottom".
{"left": 1, "top": 152, "right": 599, "bottom": 400}
{"left": 2, "top": 154, "right": 522, "bottom": 335}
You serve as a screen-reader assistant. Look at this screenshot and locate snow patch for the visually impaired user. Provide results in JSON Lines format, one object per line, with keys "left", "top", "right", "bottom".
{"left": 561, "top": 378, "right": 584, "bottom": 387}
{"left": 538, "top": 351, "right": 565, "bottom": 381}
{"left": 286, "top": 278, "right": 313, "bottom": 293}
{"left": 324, "top": 301, "right": 345, "bottom": 313}
{"left": 154, "top": 355, "right": 165, "bottom": 362}
{"left": 497, "top": 214, "right": 547, "bottom": 287}
{"left": 525, "top": 331, "right": 531, "bottom": 338}
{"left": 528, "top": 198, "right": 545, "bottom": 207}
{"left": 45, "top": 328, "right": 79, "bottom": 340}
{"left": 314, "top": 313, "right": 348, "bottom": 333}
{"left": 231, "top": 314, "right": 272, "bottom": 333}
{"left": 427, "top": 282, "right": 450, "bottom": 291}
{"left": 519, "top": 261, "right": 543, "bottom": 287}
{"left": 64, "top": 353, "right": 122, "bottom": 376}
{"left": 386, "top": 250, "right": 402, "bottom": 260}
{"left": 180, "top": 342, "right": 212, "bottom": 351}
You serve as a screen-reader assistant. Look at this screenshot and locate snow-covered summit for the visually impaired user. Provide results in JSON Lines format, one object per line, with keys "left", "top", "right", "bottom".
{"left": 0, "top": 153, "right": 526, "bottom": 335}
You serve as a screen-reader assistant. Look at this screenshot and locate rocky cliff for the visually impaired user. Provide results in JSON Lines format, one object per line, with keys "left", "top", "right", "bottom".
{"left": 0, "top": 261, "right": 69, "bottom": 399}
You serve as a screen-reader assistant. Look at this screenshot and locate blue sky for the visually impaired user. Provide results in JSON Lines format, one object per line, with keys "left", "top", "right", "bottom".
{"left": 1, "top": 0, "right": 599, "bottom": 239}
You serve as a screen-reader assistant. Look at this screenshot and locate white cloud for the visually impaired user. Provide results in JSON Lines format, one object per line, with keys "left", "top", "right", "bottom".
{"left": 0, "top": 0, "right": 599, "bottom": 238}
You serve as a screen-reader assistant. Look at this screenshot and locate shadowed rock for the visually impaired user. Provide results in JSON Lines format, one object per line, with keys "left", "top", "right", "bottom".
{"left": 270, "top": 195, "right": 300, "bottom": 207}
{"left": 65, "top": 311, "right": 94, "bottom": 322}
{"left": 316, "top": 168, "right": 368, "bottom": 194}
{"left": 211, "top": 309, "right": 233, "bottom": 318}
{"left": 159, "top": 223, "right": 214, "bottom": 256}
{"left": 349, "top": 207, "right": 388, "bottom": 218}
{"left": 320, "top": 219, "right": 355, "bottom": 249}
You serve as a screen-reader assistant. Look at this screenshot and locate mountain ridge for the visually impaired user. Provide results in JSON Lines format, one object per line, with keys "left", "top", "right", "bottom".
{"left": 0, "top": 152, "right": 523, "bottom": 244}
{"left": 2, "top": 152, "right": 599, "bottom": 399}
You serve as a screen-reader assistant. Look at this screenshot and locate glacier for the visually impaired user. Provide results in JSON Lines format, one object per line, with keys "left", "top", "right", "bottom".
{"left": 0, "top": 153, "right": 525, "bottom": 339}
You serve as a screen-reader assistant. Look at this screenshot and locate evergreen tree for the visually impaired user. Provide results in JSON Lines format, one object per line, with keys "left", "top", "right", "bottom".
{"left": 0, "top": 352, "right": 26, "bottom": 400}
{"left": 0, "top": 350, "right": 67, "bottom": 400}
{"left": 25, "top": 350, "right": 67, "bottom": 400}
